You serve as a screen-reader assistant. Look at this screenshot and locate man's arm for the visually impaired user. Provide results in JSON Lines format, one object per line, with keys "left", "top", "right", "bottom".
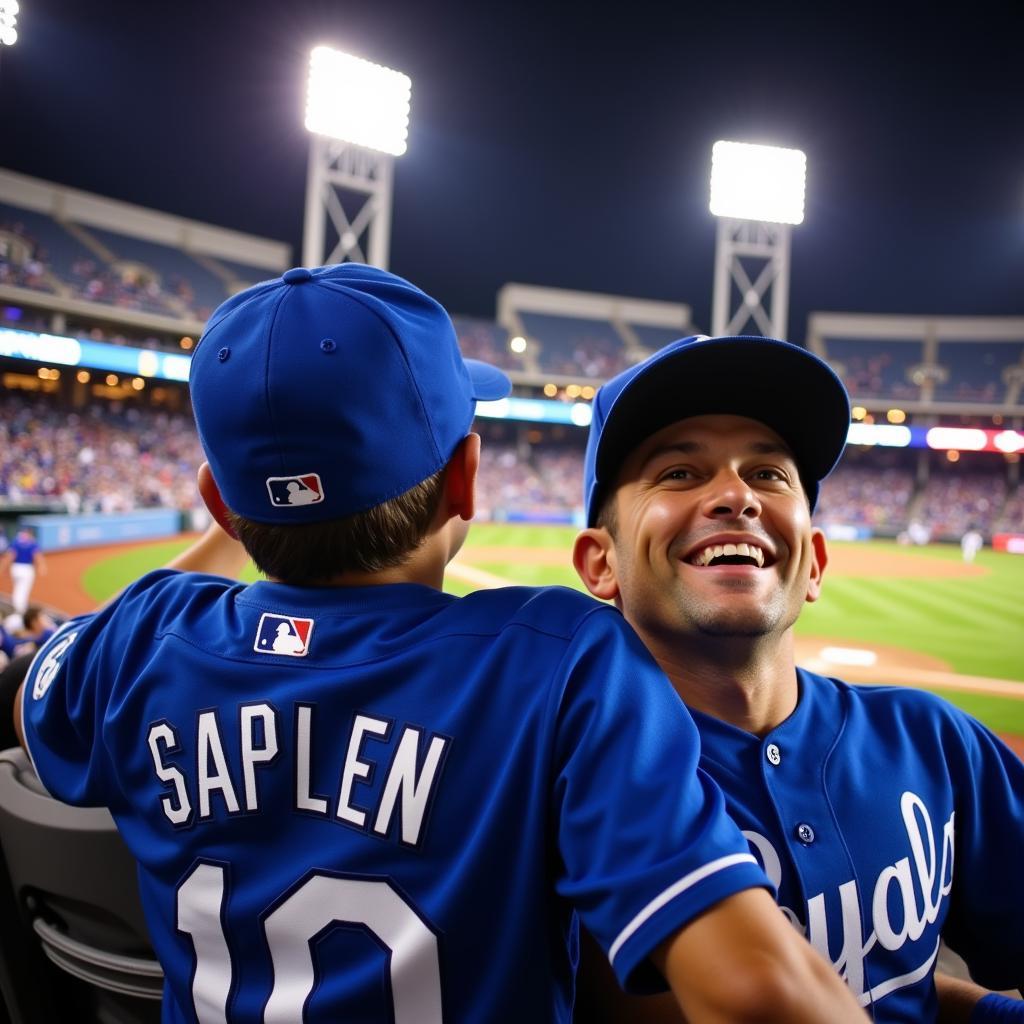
{"left": 653, "top": 888, "right": 866, "bottom": 1023}
{"left": 33, "top": 549, "right": 46, "bottom": 577}
{"left": 163, "top": 521, "right": 249, "bottom": 578}
{"left": 936, "top": 974, "right": 1024, "bottom": 1023}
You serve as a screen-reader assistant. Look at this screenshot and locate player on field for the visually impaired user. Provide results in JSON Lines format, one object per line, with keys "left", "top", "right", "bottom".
{"left": 572, "top": 334, "right": 1024, "bottom": 1022}
{"left": 0, "top": 526, "right": 46, "bottom": 619}
{"left": 13, "top": 268, "right": 865, "bottom": 1023}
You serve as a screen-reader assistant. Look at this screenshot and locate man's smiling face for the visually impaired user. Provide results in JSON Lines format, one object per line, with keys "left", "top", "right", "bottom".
{"left": 598, "top": 414, "right": 827, "bottom": 645}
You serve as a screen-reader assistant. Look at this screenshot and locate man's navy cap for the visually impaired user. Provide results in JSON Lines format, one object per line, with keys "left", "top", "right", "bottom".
{"left": 190, "top": 263, "right": 511, "bottom": 523}
{"left": 584, "top": 334, "right": 851, "bottom": 526}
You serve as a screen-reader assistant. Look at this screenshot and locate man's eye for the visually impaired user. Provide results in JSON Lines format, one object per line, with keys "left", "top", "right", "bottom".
{"left": 752, "top": 468, "right": 786, "bottom": 482}
{"left": 662, "top": 468, "right": 694, "bottom": 481}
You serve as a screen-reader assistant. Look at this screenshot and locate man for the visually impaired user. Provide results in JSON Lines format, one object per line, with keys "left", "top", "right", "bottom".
{"left": 14, "top": 270, "right": 863, "bottom": 1023}
{"left": 0, "top": 526, "right": 46, "bottom": 619}
{"left": 573, "top": 335, "right": 1024, "bottom": 1022}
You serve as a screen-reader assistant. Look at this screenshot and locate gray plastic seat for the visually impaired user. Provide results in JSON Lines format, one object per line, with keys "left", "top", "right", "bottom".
{"left": 0, "top": 746, "right": 162, "bottom": 1022}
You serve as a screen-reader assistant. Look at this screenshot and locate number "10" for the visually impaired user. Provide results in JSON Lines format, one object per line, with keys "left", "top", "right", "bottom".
{"left": 177, "top": 863, "right": 443, "bottom": 1022}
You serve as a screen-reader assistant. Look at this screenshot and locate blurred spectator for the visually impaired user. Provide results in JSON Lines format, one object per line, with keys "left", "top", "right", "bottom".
{"left": 2, "top": 605, "right": 57, "bottom": 660}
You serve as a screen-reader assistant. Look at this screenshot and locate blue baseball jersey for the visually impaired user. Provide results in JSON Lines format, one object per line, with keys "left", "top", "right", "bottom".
{"left": 22, "top": 570, "right": 767, "bottom": 1023}
{"left": 691, "top": 668, "right": 1024, "bottom": 1022}
{"left": 9, "top": 534, "right": 39, "bottom": 564}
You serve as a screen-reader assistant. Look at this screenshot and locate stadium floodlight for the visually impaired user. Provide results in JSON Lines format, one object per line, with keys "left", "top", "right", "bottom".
{"left": 302, "top": 45, "right": 411, "bottom": 270}
{"left": 710, "top": 141, "right": 806, "bottom": 225}
{"left": 0, "top": 0, "right": 18, "bottom": 46}
{"left": 709, "top": 140, "right": 807, "bottom": 339}
{"left": 305, "top": 46, "right": 410, "bottom": 157}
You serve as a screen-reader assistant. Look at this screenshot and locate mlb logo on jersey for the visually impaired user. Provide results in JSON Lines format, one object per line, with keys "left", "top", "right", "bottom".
{"left": 254, "top": 613, "right": 314, "bottom": 657}
{"left": 266, "top": 473, "right": 324, "bottom": 508}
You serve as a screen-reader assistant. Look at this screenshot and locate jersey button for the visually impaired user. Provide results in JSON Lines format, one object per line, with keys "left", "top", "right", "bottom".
{"left": 765, "top": 743, "right": 781, "bottom": 766}
{"left": 796, "top": 823, "right": 815, "bottom": 845}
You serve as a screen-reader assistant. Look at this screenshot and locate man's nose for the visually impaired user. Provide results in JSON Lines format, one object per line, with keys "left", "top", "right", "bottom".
{"left": 702, "top": 471, "right": 761, "bottom": 519}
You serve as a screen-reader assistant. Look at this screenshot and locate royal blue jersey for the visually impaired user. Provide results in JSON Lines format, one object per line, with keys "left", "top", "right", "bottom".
{"left": 22, "top": 570, "right": 767, "bottom": 1024}
{"left": 691, "top": 668, "right": 1024, "bottom": 1022}
{"left": 9, "top": 535, "right": 39, "bottom": 564}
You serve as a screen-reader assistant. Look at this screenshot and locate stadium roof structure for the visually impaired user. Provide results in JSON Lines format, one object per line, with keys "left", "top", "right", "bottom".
{"left": 0, "top": 168, "right": 290, "bottom": 337}
{"left": 808, "top": 311, "right": 1024, "bottom": 415}
{"left": 497, "top": 282, "right": 696, "bottom": 384}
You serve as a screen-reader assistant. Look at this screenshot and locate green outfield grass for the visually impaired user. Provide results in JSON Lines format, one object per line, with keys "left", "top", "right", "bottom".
{"left": 79, "top": 526, "right": 1024, "bottom": 733}
{"left": 800, "top": 540, "right": 1024, "bottom": 681}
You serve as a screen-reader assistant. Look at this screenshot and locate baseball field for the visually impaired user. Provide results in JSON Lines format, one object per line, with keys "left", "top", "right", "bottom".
{"left": 39, "top": 525, "right": 1024, "bottom": 741}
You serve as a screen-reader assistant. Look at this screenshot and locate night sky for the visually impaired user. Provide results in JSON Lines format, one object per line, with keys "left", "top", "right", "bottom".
{"left": 1, "top": 0, "right": 1022, "bottom": 338}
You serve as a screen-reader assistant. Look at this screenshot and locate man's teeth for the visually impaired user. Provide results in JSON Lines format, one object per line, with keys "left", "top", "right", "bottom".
{"left": 691, "top": 543, "right": 765, "bottom": 567}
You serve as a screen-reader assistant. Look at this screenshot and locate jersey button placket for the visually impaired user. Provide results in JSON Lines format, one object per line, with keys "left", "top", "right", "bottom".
{"left": 765, "top": 742, "right": 781, "bottom": 767}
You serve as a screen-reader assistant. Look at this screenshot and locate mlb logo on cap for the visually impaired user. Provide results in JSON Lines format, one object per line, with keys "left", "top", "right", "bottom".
{"left": 254, "top": 613, "right": 314, "bottom": 657}
{"left": 266, "top": 474, "right": 324, "bottom": 509}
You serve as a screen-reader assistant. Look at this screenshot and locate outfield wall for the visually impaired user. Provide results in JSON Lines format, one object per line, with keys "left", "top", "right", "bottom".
{"left": 19, "top": 510, "right": 182, "bottom": 551}
{"left": 994, "top": 533, "right": 1024, "bottom": 554}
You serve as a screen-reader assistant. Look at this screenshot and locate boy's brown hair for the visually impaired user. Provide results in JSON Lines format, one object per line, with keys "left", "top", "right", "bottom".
{"left": 226, "top": 467, "right": 447, "bottom": 584}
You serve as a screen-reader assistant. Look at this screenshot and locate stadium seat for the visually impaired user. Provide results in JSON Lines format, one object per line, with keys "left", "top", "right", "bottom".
{"left": 0, "top": 746, "right": 162, "bottom": 1023}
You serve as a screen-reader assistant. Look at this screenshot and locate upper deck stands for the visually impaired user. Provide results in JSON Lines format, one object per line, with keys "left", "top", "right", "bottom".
{"left": 821, "top": 337, "right": 923, "bottom": 401}
{"left": 933, "top": 340, "right": 1024, "bottom": 404}
{"left": 518, "top": 311, "right": 628, "bottom": 377}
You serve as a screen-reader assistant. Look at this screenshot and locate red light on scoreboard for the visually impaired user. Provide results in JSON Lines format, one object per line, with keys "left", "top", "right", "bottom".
{"left": 925, "top": 428, "right": 1024, "bottom": 454}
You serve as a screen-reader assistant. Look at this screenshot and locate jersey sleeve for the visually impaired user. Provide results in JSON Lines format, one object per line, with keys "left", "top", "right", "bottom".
{"left": 940, "top": 709, "right": 1024, "bottom": 993}
{"left": 20, "top": 570, "right": 181, "bottom": 808}
{"left": 550, "top": 607, "right": 771, "bottom": 993}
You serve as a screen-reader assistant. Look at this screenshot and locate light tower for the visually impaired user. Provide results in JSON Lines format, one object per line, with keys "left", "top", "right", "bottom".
{"left": 709, "top": 140, "right": 806, "bottom": 339}
{"left": 302, "top": 46, "right": 411, "bottom": 270}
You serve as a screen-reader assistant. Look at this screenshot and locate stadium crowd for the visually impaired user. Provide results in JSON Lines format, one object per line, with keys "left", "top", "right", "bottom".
{"left": 0, "top": 394, "right": 203, "bottom": 514}
{"left": 813, "top": 465, "right": 916, "bottom": 532}
{"left": 0, "top": 390, "right": 1020, "bottom": 539}
{"left": 475, "top": 442, "right": 585, "bottom": 522}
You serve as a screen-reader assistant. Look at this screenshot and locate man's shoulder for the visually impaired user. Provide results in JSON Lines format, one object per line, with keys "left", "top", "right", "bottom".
{"left": 834, "top": 675, "right": 959, "bottom": 715}
{"left": 806, "top": 671, "right": 977, "bottom": 742}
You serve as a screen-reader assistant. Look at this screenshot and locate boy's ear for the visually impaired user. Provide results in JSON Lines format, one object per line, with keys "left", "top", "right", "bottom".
{"left": 445, "top": 433, "right": 480, "bottom": 522}
{"left": 572, "top": 527, "right": 620, "bottom": 602}
{"left": 197, "top": 462, "right": 238, "bottom": 539}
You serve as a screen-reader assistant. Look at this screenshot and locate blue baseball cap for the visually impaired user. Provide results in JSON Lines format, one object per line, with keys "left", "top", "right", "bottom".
{"left": 190, "top": 263, "right": 511, "bottom": 523}
{"left": 583, "top": 335, "right": 850, "bottom": 526}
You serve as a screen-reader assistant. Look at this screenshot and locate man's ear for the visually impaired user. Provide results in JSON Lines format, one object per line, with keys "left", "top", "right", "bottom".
{"left": 573, "top": 527, "right": 620, "bottom": 602}
{"left": 197, "top": 462, "right": 238, "bottom": 539}
{"left": 444, "top": 433, "right": 480, "bottom": 522}
{"left": 806, "top": 527, "right": 829, "bottom": 603}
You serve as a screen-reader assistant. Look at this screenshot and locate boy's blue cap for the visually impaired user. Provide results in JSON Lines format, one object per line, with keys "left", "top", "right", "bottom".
{"left": 190, "top": 263, "right": 511, "bottom": 523}
{"left": 583, "top": 335, "right": 850, "bottom": 526}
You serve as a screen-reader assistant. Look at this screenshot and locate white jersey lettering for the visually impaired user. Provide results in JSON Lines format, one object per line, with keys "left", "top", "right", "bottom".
{"left": 148, "top": 704, "right": 448, "bottom": 848}
{"left": 745, "top": 790, "right": 955, "bottom": 1007}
